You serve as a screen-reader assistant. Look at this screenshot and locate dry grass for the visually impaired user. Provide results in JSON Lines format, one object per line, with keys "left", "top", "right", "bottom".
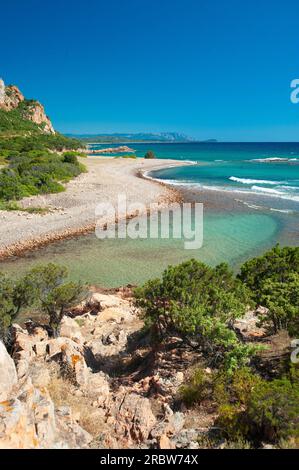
{"left": 47, "top": 365, "right": 106, "bottom": 439}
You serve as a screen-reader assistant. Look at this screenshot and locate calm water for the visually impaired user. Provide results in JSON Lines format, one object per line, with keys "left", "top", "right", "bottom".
{"left": 1, "top": 143, "right": 299, "bottom": 286}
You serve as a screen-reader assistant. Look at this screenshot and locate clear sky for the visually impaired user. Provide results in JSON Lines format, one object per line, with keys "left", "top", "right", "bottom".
{"left": 1, "top": 0, "right": 299, "bottom": 140}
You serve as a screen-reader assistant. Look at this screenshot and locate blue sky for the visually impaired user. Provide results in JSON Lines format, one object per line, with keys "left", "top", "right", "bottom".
{"left": 1, "top": 0, "right": 299, "bottom": 140}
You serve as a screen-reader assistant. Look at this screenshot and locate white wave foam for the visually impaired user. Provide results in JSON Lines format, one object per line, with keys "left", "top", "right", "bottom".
{"left": 229, "top": 176, "right": 282, "bottom": 185}
{"left": 249, "top": 157, "right": 299, "bottom": 163}
{"left": 251, "top": 186, "right": 284, "bottom": 195}
{"left": 146, "top": 172, "right": 299, "bottom": 203}
{"left": 270, "top": 208, "right": 295, "bottom": 214}
{"left": 239, "top": 201, "right": 264, "bottom": 210}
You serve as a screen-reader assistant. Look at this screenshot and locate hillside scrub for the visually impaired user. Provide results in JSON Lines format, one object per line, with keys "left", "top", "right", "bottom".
{"left": 134, "top": 259, "right": 257, "bottom": 372}
{"left": 135, "top": 247, "right": 299, "bottom": 370}
{"left": 0, "top": 143, "right": 86, "bottom": 202}
{"left": 0, "top": 264, "right": 86, "bottom": 340}
{"left": 239, "top": 245, "right": 299, "bottom": 335}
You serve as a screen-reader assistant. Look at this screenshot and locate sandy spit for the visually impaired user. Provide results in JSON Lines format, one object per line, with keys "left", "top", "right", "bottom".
{"left": 0, "top": 157, "right": 190, "bottom": 259}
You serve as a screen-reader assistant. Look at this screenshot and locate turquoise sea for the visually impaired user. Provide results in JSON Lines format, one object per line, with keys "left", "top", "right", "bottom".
{"left": 1, "top": 143, "right": 299, "bottom": 287}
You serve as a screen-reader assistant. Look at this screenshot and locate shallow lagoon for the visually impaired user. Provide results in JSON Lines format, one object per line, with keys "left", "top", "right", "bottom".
{"left": 1, "top": 212, "right": 279, "bottom": 286}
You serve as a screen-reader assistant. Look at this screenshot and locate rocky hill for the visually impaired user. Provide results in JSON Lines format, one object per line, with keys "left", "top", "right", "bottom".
{"left": 0, "top": 78, "right": 55, "bottom": 135}
{"left": 0, "top": 291, "right": 205, "bottom": 449}
{"left": 0, "top": 289, "right": 292, "bottom": 449}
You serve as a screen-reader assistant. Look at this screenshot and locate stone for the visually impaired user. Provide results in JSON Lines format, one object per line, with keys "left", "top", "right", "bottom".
{"left": 172, "top": 429, "right": 199, "bottom": 449}
{"left": 34, "top": 341, "right": 48, "bottom": 357}
{"left": 16, "top": 359, "right": 29, "bottom": 379}
{"left": 0, "top": 398, "right": 37, "bottom": 449}
{"left": 30, "top": 326, "right": 48, "bottom": 342}
{"left": 111, "top": 392, "right": 156, "bottom": 444}
{"left": 60, "top": 316, "right": 84, "bottom": 345}
{"left": 150, "top": 412, "right": 185, "bottom": 440}
{"left": 85, "top": 372, "right": 110, "bottom": 404}
{"left": 234, "top": 309, "right": 266, "bottom": 339}
{"left": 60, "top": 341, "right": 88, "bottom": 387}
{"left": 88, "top": 293, "right": 122, "bottom": 310}
{"left": 0, "top": 79, "right": 54, "bottom": 134}
{"left": 29, "top": 363, "right": 51, "bottom": 388}
{"left": 159, "top": 434, "right": 176, "bottom": 449}
{"left": 0, "top": 341, "right": 17, "bottom": 402}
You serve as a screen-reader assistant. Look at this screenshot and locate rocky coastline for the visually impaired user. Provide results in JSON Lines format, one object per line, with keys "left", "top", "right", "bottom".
{"left": 89, "top": 145, "right": 135, "bottom": 154}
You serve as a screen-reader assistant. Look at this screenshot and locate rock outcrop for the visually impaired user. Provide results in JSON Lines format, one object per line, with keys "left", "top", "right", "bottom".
{"left": 0, "top": 291, "right": 204, "bottom": 449}
{"left": 0, "top": 341, "right": 17, "bottom": 401}
{"left": 23, "top": 100, "right": 55, "bottom": 134}
{"left": 0, "top": 77, "right": 55, "bottom": 134}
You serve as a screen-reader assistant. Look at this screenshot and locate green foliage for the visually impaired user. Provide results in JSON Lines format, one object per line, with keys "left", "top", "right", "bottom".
{"left": 214, "top": 367, "right": 262, "bottom": 406}
{"left": 0, "top": 274, "right": 16, "bottom": 339}
{"left": 247, "top": 378, "right": 299, "bottom": 442}
{"left": 0, "top": 200, "right": 48, "bottom": 213}
{"left": 0, "top": 148, "right": 86, "bottom": 202}
{"left": 20, "top": 264, "right": 86, "bottom": 336}
{"left": 62, "top": 151, "right": 81, "bottom": 164}
{"left": 239, "top": 245, "right": 299, "bottom": 335}
{"left": 213, "top": 367, "right": 299, "bottom": 444}
{"left": 0, "top": 100, "right": 86, "bottom": 202}
{"left": 0, "top": 273, "right": 34, "bottom": 340}
{"left": 239, "top": 245, "right": 299, "bottom": 292}
{"left": 144, "top": 150, "right": 156, "bottom": 159}
{"left": 0, "top": 264, "right": 86, "bottom": 339}
{"left": 0, "top": 107, "right": 41, "bottom": 134}
{"left": 180, "top": 368, "right": 212, "bottom": 406}
{"left": 258, "top": 273, "right": 299, "bottom": 334}
{"left": 135, "top": 259, "right": 254, "bottom": 371}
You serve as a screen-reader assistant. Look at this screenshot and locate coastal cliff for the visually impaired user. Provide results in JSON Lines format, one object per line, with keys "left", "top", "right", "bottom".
{"left": 0, "top": 78, "right": 55, "bottom": 134}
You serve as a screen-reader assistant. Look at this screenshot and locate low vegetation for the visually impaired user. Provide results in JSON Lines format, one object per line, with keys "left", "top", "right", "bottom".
{"left": 0, "top": 135, "right": 86, "bottom": 203}
{"left": 0, "top": 264, "right": 86, "bottom": 339}
{"left": 180, "top": 365, "right": 299, "bottom": 446}
{"left": 135, "top": 259, "right": 256, "bottom": 372}
{"left": 239, "top": 245, "right": 299, "bottom": 335}
{"left": 1, "top": 245, "right": 298, "bottom": 447}
{"left": 144, "top": 150, "right": 156, "bottom": 159}
{"left": 135, "top": 245, "right": 299, "bottom": 446}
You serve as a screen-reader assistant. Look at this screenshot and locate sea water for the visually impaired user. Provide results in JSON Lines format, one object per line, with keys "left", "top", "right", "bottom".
{"left": 1, "top": 143, "right": 298, "bottom": 286}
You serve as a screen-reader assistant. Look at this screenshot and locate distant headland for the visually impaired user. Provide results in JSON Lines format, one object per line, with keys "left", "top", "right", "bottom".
{"left": 66, "top": 132, "right": 218, "bottom": 144}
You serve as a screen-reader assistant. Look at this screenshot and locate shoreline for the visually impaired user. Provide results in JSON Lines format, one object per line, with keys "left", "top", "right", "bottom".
{"left": 0, "top": 157, "right": 191, "bottom": 260}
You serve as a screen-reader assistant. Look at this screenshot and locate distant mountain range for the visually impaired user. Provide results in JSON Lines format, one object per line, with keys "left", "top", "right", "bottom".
{"left": 66, "top": 132, "right": 217, "bottom": 143}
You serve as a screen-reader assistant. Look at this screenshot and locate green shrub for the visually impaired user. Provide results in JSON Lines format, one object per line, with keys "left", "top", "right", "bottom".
{"left": 134, "top": 259, "right": 255, "bottom": 371}
{"left": 144, "top": 150, "right": 156, "bottom": 159}
{"left": 214, "top": 367, "right": 261, "bottom": 406}
{"left": 63, "top": 152, "right": 79, "bottom": 164}
{"left": 0, "top": 272, "right": 36, "bottom": 341}
{"left": 20, "top": 264, "right": 86, "bottom": 336}
{"left": 239, "top": 246, "right": 299, "bottom": 335}
{"left": 239, "top": 245, "right": 299, "bottom": 293}
{"left": 0, "top": 149, "right": 85, "bottom": 202}
{"left": 258, "top": 274, "right": 299, "bottom": 334}
{"left": 0, "top": 264, "right": 86, "bottom": 339}
{"left": 213, "top": 368, "right": 299, "bottom": 444}
{"left": 247, "top": 378, "right": 299, "bottom": 442}
{"left": 180, "top": 368, "right": 212, "bottom": 406}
